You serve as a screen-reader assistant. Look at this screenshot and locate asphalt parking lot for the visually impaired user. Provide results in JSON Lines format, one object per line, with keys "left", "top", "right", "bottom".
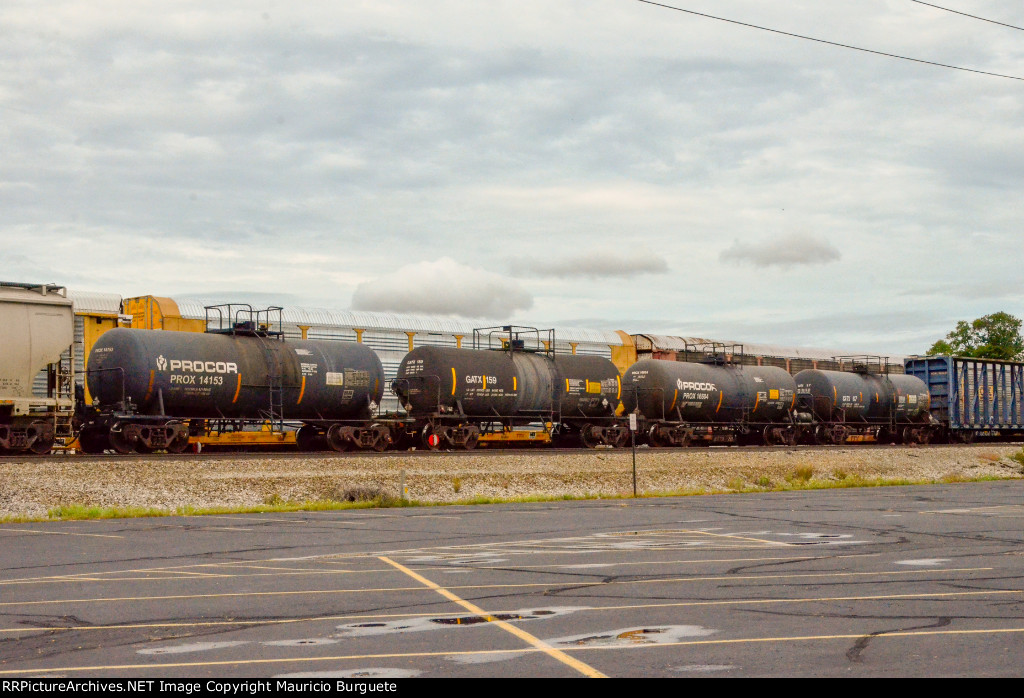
{"left": 2, "top": 481, "right": 1024, "bottom": 677}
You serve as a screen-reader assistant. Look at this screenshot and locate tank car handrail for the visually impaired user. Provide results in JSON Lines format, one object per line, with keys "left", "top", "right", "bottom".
{"left": 85, "top": 366, "right": 128, "bottom": 409}
{"left": 391, "top": 374, "right": 443, "bottom": 416}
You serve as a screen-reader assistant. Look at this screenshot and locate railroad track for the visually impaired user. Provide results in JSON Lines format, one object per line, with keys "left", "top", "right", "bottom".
{"left": 3, "top": 440, "right": 1021, "bottom": 463}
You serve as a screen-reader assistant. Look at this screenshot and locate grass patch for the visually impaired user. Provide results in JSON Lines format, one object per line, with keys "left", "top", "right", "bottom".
{"left": 787, "top": 465, "right": 815, "bottom": 484}
{"left": 47, "top": 504, "right": 177, "bottom": 520}
{"left": 1009, "top": 448, "right": 1024, "bottom": 469}
{"left": 11, "top": 472, "right": 1020, "bottom": 523}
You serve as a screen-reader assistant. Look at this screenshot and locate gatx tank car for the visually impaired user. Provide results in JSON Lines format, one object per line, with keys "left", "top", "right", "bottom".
{"left": 794, "top": 359, "right": 934, "bottom": 445}
{"left": 392, "top": 327, "right": 627, "bottom": 449}
{"left": 81, "top": 305, "right": 389, "bottom": 454}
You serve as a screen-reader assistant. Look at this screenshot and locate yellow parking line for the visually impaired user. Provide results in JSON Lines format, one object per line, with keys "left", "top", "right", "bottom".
{"left": 0, "top": 567, "right": 991, "bottom": 608}
{"left": 0, "top": 585, "right": 1016, "bottom": 636}
{"left": 0, "top": 528, "right": 124, "bottom": 540}
{"left": 5, "top": 626, "right": 1024, "bottom": 675}
{"left": 379, "top": 556, "right": 606, "bottom": 678}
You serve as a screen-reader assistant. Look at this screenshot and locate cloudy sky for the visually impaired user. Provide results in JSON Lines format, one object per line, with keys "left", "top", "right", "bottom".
{"left": 3, "top": 1, "right": 1023, "bottom": 354}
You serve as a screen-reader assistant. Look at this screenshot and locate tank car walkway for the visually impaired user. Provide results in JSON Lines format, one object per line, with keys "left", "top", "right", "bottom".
{"left": 2, "top": 483, "right": 1024, "bottom": 677}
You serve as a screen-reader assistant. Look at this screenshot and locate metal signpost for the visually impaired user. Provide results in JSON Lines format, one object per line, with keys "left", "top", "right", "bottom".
{"left": 629, "top": 411, "right": 638, "bottom": 497}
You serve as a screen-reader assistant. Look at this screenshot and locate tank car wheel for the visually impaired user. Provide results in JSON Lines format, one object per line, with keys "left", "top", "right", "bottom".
{"left": 296, "top": 425, "right": 321, "bottom": 452}
{"left": 814, "top": 425, "right": 832, "bottom": 445}
{"left": 421, "top": 425, "right": 442, "bottom": 451}
{"left": 762, "top": 426, "right": 779, "bottom": 446}
{"left": 326, "top": 424, "right": 352, "bottom": 452}
{"left": 370, "top": 426, "right": 391, "bottom": 452}
{"left": 647, "top": 425, "right": 665, "bottom": 448}
{"left": 108, "top": 424, "right": 136, "bottom": 454}
{"left": 463, "top": 433, "right": 479, "bottom": 450}
{"left": 579, "top": 424, "right": 599, "bottom": 449}
{"left": 166, "top": 433, "right": 190, "bottom": 454}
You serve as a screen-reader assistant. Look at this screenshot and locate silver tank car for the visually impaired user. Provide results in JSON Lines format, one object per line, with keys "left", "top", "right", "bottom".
{"left": 794, "top": 369, "right": 931, "bottom": 423}
{"left": 621, "top": 359, "right": 797, "bottom": 423}
{"left": 88, "top": 328, "right": 384, "bottom": 421}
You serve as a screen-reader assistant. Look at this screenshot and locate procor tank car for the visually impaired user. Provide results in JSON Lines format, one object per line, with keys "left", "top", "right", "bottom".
{"left": 793, "top": 369, "right": 933, "bottom": 443}
{"left": 84, "top": 328, "right": 385, "bottom": 452}
{"left": 392, "top": 346, "right": 625, "bottom": 448}
{"left": 621, "top": 359, "right": 798, "bottom": 446}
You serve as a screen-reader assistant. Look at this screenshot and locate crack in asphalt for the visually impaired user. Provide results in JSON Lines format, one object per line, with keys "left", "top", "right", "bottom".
{"left": 846, "top": 617, "right": 952, "bottom": 663}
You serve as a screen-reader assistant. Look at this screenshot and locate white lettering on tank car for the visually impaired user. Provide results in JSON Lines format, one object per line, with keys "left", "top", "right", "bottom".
{"left": 164, "top": 359, "right": 238, "bottom": 374}
{"left": 676, "top": 379, "right": 717, "bottom": 392}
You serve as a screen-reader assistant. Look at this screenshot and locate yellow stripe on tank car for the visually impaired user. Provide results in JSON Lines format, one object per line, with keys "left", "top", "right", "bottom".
{"left": 716, "top": 391, "right": 724, "bottom": 413}
{"left": 670, "top": 389, "right": 678, "bottom": 411}
{"left": 451, "top": 368, "right": 457, "bottom": 396}
{"left": 232, "top": 374, "right": 242, "bottom": 403}
{"left": 513, "top": 376, "right": 517, "bottom": 391}
{"left": 791, "top": 392, "right": 796, "bottom": 409}
{"left": 297, "top": 376, "right": 306, "bottom": 405}
{"left": 616, "top": 375, "right": 621, "bottom": 401}
{"left": 483, "top": 376, "right": 487, "bottom": 389}
{"left": 144, "top": 370, "right": 155, "bottom": 403}
{"left": 565, "top": 379, "right": 570, "bottom": 393}
{"left": 753, "top": 392, "right": 760, "bottom": 412}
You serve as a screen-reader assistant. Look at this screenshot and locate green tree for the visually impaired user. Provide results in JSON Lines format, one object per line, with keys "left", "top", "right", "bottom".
{"left": 926, "top": 312, "right": 1024, "bottom": 360}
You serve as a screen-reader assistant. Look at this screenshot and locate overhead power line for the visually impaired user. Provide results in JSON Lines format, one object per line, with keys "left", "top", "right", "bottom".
{"left": 633, "top": 0, "right": 1024, "bottom": 82}
{"left": 908, "top": 1, "right": 1024, "bottom": 32}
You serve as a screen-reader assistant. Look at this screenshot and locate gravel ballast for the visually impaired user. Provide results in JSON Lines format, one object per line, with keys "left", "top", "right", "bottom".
{"left": 1, "top": 444, "right": 1023, "bottom": 519}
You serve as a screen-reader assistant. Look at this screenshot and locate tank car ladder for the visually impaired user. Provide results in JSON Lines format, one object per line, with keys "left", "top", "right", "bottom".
{"left": 254, "top": 334, "right": 285, "bottom": 432}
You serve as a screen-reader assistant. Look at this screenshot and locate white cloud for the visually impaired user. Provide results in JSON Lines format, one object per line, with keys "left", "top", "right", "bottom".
{"left": 351, "top": 258, "right": 533, "bottom": 318}
{"left": 511, "top": 248, "right": 669, "bottom": 278}
{"left": 720, "top": 232, "right": 841, "bottom": 268}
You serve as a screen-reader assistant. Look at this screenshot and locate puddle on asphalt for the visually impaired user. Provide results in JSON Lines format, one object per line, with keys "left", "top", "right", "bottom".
{"left": 275, "top": 669, "right": 421, "bottom": 679}
{"left": 138, "top": 641, "right": 249, "bottom": 655}
{"left": 335, "top": 607, "right": 584, "bottom": 637}
{"left": 550, "top": 625, "right": 716, "bottom": 648}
